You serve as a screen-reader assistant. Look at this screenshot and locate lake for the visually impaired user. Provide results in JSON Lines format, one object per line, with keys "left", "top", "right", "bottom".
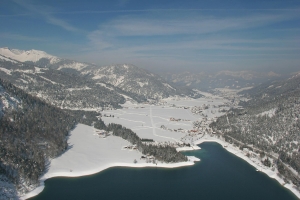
{"left": 29, "top": 142, "right": 298, "bottom": 200}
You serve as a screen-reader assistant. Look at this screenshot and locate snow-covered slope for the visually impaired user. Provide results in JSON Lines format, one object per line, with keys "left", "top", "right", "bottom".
{"left": 240, "top": 71, "right": 300, "bottom": 103}
{"left": 0, "top": 82, "right": 20, "bottom": 117}
{"left": 83, "top": 64, "right": 182, "bottom": 100}
{"left": 0, "top": 58, "right": 126, "bottom": 109}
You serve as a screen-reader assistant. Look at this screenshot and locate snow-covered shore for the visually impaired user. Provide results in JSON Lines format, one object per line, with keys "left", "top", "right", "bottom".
{"left": 21, "top": 124, "right": 198, "bottom": 200}
{"left": 194, "top": 135, "right": 300, "bottom": 199}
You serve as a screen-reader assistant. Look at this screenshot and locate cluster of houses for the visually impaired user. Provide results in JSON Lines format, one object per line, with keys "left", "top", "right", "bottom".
{"left": 134, "top": 106, "right": 145, "bottom": 109}
{"left": 103, "top": 114, "right": 114, "bottom": 117}
{"left": 169, "top": 117, "right": 190, "bottom": 122}
{"left": 95, "top": 130, "right": 111, "bottom": 138}
{"left": 123, "top": 144, "right": 138, "bottom": 150}
{"left": 169, "top": 104, "right": 190, "bottom": 109}
{"left": 140, "top": 154, "right": 156, "bottom": 163}
{"left": 188, "top": 129, "right": 200, "bottom": 134}
{"left": 160, "top": 125, "right": 186, "bottom": 133}
{"left": 190, "top": 104, "right": 210, "bottom": 115}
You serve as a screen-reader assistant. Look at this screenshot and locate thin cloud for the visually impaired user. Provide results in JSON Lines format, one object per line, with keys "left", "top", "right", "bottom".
{"left": 82, "top": 10, "right": 300, "bottom": 73}
{"left": 15, "top": 8, "right": 300, "bottom": 15}
{"left": 93, "top": 13, "right": 295, "bottom": 37}
{"left": 87, "top": 12, "right": 299, "bottom": 53}
{"left": 12, "top": 0, "right": 82, "bottom": 33}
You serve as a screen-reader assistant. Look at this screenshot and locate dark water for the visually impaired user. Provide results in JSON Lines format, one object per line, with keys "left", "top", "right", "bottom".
{"left": 30, "top": 142, "right": 298, "bottom": 200}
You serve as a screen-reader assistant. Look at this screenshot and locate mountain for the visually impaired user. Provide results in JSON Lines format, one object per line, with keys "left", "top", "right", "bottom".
{"left": 0, "top": 57, "right": 127, "bottom": 110}
{"left": 210, "top": 73, "right": 300, "bottom": 188}
{"left": 239, "top": 72, "right": 300, "bottom": 106}
{"left": 0, "top": 47, "right": 199, "bottom": 101}
{"left": 163, "top": 70, "right": 281, "bottom": 91}
{"left": 82, "top": 64, "right": 195, "bottom": 99}
{"left": 0, "top": 47, "right": 59, "bottom": 63}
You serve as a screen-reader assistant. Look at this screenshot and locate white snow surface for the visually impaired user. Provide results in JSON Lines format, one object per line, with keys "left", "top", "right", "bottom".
{"left": 21, "top": 124, "right": 197, "bottom": 200}
{"left": 0, "top": 47, "right": 59, "bottom": 63}
{"left": 0, "top": 67, "right": 12, "bottom": 75}
{"left": 102, "top": 97, "right": 228, "bottom": 143}
{"left": 57, "top": 62, "right": 87, "bottom": 71}
{"left": 163, "top": 83, "right": 175, "bottom": 90}
{"left": 257, "top": 108, "right": 277, "bottom": 117}
{"left": 0, "top": 54, "right": 17, "bottom": 63}
{"left": 137, "top": 81, "right": 147, "bottom": 87}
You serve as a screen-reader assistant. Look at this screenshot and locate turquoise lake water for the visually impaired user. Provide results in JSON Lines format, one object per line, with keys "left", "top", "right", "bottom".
{"left": 29, "top": 142, "right": 298, "bottom": 200}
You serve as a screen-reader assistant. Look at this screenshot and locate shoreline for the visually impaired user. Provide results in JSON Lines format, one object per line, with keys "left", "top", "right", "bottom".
{"left": 20, "top": 122, "right": 200, "bottom": 199}
{"left": 21, "top": 155, "right": 198, "bottom": 199}
{"left": 193, "top": 136, "right": 300, "bottom": 199}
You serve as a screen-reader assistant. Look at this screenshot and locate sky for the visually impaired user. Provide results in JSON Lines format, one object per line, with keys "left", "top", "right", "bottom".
{"left": 0, "top": 0, "right": 300, "bottom": 74}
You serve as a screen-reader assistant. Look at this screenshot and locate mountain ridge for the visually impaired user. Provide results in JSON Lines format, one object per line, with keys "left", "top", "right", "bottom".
{"left": 0, "top": 47, "right": 200, "bottom": 108}
{"left": 163, "top": 70, "right": 282, "bottom": 91}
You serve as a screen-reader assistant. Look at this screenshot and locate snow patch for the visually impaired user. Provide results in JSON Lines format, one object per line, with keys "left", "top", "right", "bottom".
{"left": 57, "top": 62, "right": 87, "bottom": 71}
{"left": 92, "top": 74, "right": 106, "bottom": 80}
{"left": 0, "top": 54, "right": 18, "bottom": 63}
{"left": 67, "top": 87, "right": 91, "bottom": 91}
{"left": 96, "top": 82, "right": 114, "bottom": 90}
{"left": 163, "top": 83, "right": 175, "bottom": 90}
{"left": 38, "top": 76, "right": 58, "bottom": 85}
{"left": 257, "top": 108, "right": 276, "bottom": 118}
{"left": 137, "top": 81, "right": 147, "bottom": 87}
{"left": 0, "top": 67, "right": 12, "bottom": 75}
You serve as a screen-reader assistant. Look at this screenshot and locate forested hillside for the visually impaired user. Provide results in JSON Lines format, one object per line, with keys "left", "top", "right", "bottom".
{"left": 210, "top": 73, "right": 300, "bottom": 188}
{"left": 0, "top": 78, "right": 109, "bottom": 196}
{"left": 0, "top": 59, "right": 128, "bottom": 109}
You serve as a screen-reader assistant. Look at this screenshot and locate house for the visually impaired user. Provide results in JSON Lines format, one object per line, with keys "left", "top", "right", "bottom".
{"left": 96, "top": 130, "right": 108, "bottom": 137}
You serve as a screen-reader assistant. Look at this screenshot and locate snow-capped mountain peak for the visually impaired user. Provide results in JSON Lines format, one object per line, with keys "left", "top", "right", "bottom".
{"left": 0, "top": 47, "right": 59, "bottom": 63}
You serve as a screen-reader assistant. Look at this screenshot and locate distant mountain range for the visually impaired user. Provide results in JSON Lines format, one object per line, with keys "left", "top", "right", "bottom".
{"left": 0, "top": 47, "right": 199, "bottom": 109}
{"left": 163, "top": 70, "right": 281, "bottom": 91}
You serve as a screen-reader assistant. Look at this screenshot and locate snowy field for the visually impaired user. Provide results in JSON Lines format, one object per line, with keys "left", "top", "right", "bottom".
{"left": 102, "top": 97, "right": 227, "bottom": 143}
{"left": 21, "top": 124, "right": 198, "bottom": 200}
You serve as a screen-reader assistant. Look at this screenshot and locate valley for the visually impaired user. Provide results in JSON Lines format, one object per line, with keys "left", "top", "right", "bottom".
{"left": 0, "top": 48, "right": 300, "bottom": 199}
